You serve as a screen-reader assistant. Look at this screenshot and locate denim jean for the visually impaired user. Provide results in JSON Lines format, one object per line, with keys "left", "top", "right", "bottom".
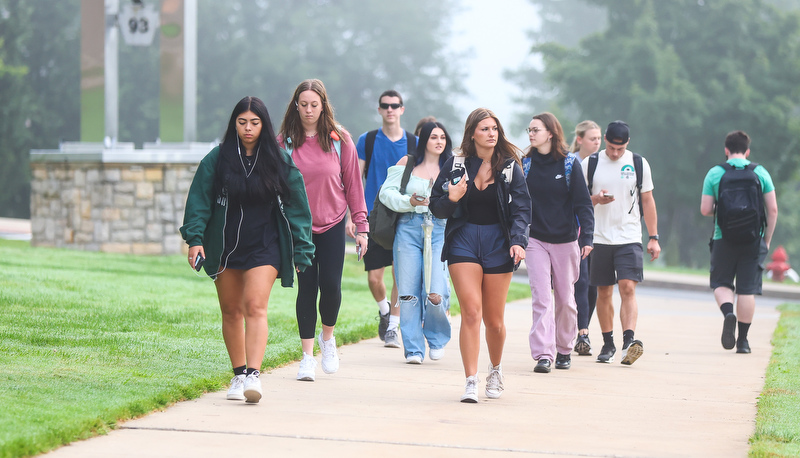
{"left": 393, "top": 212, "right": 451, "bottom": 360}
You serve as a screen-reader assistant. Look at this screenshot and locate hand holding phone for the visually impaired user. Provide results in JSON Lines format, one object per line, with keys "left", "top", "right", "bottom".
{"left": 194, "top": 253, "right": 205, "bottom": 271}
{"left": 357, "top": 245, "right": 363, "bottom": 261}
{"left": 602, "top": 192, "right": 614, "bottom": 198}
{"left": 414, "top": 195, "right": 426, "bottom": 202}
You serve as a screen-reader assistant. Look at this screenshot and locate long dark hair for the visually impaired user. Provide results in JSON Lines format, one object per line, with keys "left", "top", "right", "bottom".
{"left": 414, "top": 121, "right": 452, "bottom": 167}
{"left": 460, "top": 108, "right": 521, "bottom": 171}
{"left": 214, "top": 96, "right": 289, "bottom": 204}
{"left": 279, "top": 79, "right": 345, "bottom": 152}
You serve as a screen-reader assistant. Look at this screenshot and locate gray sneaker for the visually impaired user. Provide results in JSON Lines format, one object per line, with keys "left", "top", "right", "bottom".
{"left": 485, "top": 364, "right": 504, "bottom": 399}
{"left": 384, "top": 329, "right": 401, "bottom": 348}
{"left": 378, "top": 311, "right": 389, "bottom": 341}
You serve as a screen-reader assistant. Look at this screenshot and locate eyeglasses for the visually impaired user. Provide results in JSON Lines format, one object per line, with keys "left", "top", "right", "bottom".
{"left": 379, "top": 103, "right": 403, "bottom": 110}
{"left": 526, "top": 127, "right": 544, "bottom": 134}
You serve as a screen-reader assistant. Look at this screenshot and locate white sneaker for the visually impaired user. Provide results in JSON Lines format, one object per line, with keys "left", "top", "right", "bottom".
{"left": 429, "top": 347, "right": 445, "bottom": 360}
{"left": 296, "top": 353, "right": 317, "bottom": 381}
{"left": 485, "top": 363, "right": 504, "bottom": 399}
{"left": 318, "top": 333, "right": 340, "bottom": 374}
{"left": 460, "top": 375, "right": 479, "bottom": 403}
{"left": 406, "top": 354, "right": 423, "bottom": 364}
{"left": 384, "top": 329, "right": 401, "bottom": 348}
{"left": 243, "top": 370, "right": 262, "bottom": 404}
{"left": 226, "top": 374, "right": 246, "bottom": 400}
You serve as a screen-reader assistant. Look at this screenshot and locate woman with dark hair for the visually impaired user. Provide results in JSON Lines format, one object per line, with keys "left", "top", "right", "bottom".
{"left": 379, "top": 121, "right": 453, "bottom": 364}
{"left": 181, "top": 96, "right": 314, "bottom": 404}
{"left": 429, "top": 108, "right": 531, "bottom": 403}
{"left": 524, "top": 112, "right": 593, "bottom": 374}
{"left": 278, "top": 79, "right": 369, "bottom": 382}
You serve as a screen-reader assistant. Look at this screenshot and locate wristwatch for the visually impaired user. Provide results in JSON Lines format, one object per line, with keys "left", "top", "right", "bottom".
{"left": 649, "top": 235, "right": 659, "bottom": 241}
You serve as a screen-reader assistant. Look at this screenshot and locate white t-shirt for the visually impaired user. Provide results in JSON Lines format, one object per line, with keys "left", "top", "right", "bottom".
{"left": 582, "top": 149, "right": 654, "bottom": 245}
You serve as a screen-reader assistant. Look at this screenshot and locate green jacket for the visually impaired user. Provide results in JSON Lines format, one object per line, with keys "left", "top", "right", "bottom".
{"left": 179, "top": 146, "right": 314, "bottom": 287}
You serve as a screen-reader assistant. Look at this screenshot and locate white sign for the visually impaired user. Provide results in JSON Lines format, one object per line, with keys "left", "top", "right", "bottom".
{"left": 118, "top": 3, "right": 159, "bottom": 46}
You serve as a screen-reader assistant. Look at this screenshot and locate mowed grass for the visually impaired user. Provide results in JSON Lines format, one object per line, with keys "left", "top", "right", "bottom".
{"left": 750, "top": 302, "right": 800, "bottom": 457}
{"left": 0, "top": 239, "right": 530, "bottom": 457}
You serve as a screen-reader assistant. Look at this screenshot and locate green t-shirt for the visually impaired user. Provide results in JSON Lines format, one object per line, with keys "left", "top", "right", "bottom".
{"left": 701, "top": 157, "right": 774, "bottom": 240}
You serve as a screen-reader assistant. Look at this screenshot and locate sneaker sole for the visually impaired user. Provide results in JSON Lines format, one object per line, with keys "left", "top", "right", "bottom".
{"left": 596, "top": 355, "right": 615, "bottom": 363}
{"left": 533, "top": 365, "right": 551, "bottom": 373}
{"left": 321, "top": 365, "right": 338, "bottom": 375}
{"left": 555, "top": 363, "right": 571, "bottom": 370}
{"left": 244, "top": 389, "right": 262, "bottom": 403}
{"left": 296, "top": 374, "right": 315, "bottom": 382}
{"left": 485, "top": 390, "right": 503, "bottom": 399}
{"left": 384, "top": 341, "right": 401, "bottom": 348}
{"left": 226, "top": 393, "right": 245, "bottom": 401}
{"left": 722, "top": 313, "right": 737, "bottom": 350}
{"left": 621, "top": 341, "right": 643, "bottom": 365}
{"left": 460, "top": 395, "right": 478, "bottom": 403}
{"left": 574, "top": 341, "right": 592, "bottom": 356}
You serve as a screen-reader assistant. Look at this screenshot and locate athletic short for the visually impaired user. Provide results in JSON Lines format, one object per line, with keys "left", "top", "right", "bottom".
{"left": 364, "top": 236, "right": 393, "bottom": 271}
{"left": 447, "top": 223, "right": 513, "bottom": 274}
{"left": 589, "top": 243, "right": 643, "bottom": 286}
{"left": 709, "top": 237, "right": 767, "bottom": 295}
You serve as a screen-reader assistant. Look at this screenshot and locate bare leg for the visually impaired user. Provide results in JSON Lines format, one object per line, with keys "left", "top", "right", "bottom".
{"left": 482, "top": 272, "right": 513, "bottom": 367}
{"left": 596, "top": 285, "right": 615, "bottom": 333}
{"left": 618, "top": 279, "right": 638, "bottom": 332}
{"left": 449, "top": 263, "right": 484, "bottom": 377}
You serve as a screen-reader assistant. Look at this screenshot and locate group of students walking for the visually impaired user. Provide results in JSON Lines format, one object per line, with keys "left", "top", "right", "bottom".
{"left": 180, "top": 81, "right": 777, "bottom": 404}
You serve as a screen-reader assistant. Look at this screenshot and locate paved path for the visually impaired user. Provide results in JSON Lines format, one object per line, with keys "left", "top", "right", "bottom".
{"left": 45, "top": 285, "right": 781, "bottom": 457}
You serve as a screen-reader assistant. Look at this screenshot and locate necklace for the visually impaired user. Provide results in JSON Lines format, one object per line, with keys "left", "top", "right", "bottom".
{"left": 237, "top": 137, "right": 259, "bottom": 178}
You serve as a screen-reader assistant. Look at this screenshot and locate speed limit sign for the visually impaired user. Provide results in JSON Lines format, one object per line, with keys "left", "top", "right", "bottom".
{"left": 118, "top": 2, "right": 159, "bottom": 46}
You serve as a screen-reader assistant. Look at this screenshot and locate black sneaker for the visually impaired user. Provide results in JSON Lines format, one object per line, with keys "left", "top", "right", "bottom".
{"left": 555, "top": 353, "right": 571, "bottom": 370}
{"left": 574, "top": 334, "right": 592, "bottom": 356}
{"left": 722, "top": 312, "right": 736, "bottom": 350}
{"left": 378, "top": 311, "right": 389, "bottom": 341}
{"left": 596, "top": 344, "right": 616, "bottom": 363}
{"left": 534, "top": 359, "right": 551, "bottom": 373}
{"left": 621, "top": 340, "right": 643, "bottom": 365}
{"left": 736, "top": 338, "right": 751, "bottom": 354}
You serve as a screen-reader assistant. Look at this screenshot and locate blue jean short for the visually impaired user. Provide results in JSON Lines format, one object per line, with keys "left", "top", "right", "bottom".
{"left": 447, "top": 222, "right": 513, "bottom": 274}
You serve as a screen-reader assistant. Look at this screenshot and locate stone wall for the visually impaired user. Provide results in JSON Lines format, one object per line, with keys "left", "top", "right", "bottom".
{"left": 30, "top": 150, "right": 204, "bottom": 255}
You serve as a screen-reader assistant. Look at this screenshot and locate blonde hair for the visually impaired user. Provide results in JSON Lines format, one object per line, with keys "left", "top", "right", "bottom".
{"left": 569, "top": 120, "right": 601, "bottom": 154}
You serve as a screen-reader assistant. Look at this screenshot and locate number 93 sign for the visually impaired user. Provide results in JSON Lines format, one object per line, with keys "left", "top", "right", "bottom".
{"left": 118, "top": 2, "right": 159, "bottom": 47}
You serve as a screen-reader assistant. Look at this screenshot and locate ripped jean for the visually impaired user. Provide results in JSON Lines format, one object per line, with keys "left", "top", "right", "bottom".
{"left": 393, "top": 212, "right": 451, "bottom": 360}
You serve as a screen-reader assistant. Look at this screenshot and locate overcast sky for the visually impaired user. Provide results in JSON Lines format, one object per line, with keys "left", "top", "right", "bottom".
{"left": 450, "top": 0, "right": 540, "bottom": 145}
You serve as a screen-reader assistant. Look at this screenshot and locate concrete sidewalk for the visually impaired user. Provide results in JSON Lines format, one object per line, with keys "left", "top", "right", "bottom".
{"left": 46, "top": 286, "right": 780, "bottom": 457}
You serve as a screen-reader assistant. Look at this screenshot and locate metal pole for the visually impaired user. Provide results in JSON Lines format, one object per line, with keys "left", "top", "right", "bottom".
{"left": 104, "top": 0, "right": 119, "bottom": 145}
{"left": 183, "top": 0, "right": 197, "bottom": 142}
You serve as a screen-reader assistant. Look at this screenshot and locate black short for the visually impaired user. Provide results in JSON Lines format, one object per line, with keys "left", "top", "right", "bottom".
{"left": 589, "top": 243, "right": 643, "bottom": 286}
{"left": 709, "top": 237, "right": 767, "bottom": 295}
{"left": 363, "top": 236, "right": 393, "bottom": 271}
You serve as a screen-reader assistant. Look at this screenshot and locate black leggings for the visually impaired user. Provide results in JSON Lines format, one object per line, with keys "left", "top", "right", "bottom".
{"left": 575, "top": 254, "right": 597, "bottom": 330}
{"left": 296, "top": 218, "right": 345, "bottom": 339}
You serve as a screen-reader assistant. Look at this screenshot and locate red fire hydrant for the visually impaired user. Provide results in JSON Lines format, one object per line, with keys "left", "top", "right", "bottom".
{"left": 766, "top": 245, "right": 792, "bottom": 282}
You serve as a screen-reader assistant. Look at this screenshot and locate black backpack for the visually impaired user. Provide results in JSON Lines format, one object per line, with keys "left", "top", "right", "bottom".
{"left": 715, "top": 162, "right": 766, "bottom": 244}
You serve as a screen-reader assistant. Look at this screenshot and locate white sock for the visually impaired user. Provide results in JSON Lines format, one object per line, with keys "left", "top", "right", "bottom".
{"left": 377, "top": 298, "right": 390, "bottom": 315}
{"left": 387, "top": 314, "right": 400, "bottom": 332}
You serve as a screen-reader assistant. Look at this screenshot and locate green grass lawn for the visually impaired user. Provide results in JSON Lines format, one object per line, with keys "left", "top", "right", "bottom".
{"left": 0, "top": 239, "right": 529, "bottom": 457}
{"left": 750, "top": 302, "right": 800, "bottom": 457}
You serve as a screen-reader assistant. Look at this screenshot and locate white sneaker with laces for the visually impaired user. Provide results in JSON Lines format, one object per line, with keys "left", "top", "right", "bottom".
{"left": 296, "top": 352, "right": 317, "bottom": 381}
{"left": 485, "top": 363, "right": 504, "bottom": 399}
{"left": 318, "top": 333, "right": 340, "bottom": 374}
{"left": 406, "top": 354, "right": 423, "bottom": 364}
{"left": 461, "top": 375, "right": 479, "bottom": 403}
{"left": 429, "top": 347, "right": 445, "bottom": 360}
{"left": 226, "top": 374, "right": 246, "bottom": 400}
{"left": 243, "top": 370, "right": 262, "bottom": 404}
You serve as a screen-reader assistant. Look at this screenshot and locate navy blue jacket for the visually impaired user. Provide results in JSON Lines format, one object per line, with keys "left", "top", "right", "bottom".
{"left": 429, "top": 156, "right": 532, "bottom": 262}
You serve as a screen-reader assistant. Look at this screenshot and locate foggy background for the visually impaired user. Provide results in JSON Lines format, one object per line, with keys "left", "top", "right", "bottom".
{"left": 1, "top": 0, "right": 799, "bottom": 269}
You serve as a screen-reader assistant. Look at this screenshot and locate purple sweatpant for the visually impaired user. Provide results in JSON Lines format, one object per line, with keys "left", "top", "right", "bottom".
{"left": 526, "top": 238, "right": 580, "bottom": 361}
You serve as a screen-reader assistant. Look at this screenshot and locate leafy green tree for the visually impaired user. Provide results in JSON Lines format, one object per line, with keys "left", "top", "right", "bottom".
{"left": 520, "top": 0, "right": 800, "bottom": 266}
{"left": 195, "top": 0, "right": 466, "bottom": 141}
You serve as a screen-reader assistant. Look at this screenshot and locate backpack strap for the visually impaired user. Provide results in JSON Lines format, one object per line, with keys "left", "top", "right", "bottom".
{"left": 285, "top": 136, "right": 294, "bottom": 156}
{"left": 586, "top": 153, "right": 599, "bottom": 194}
{"left": 405, "top": 130, "right": 416, "bottom": 154}
{"left": 633, "top": 153, "right": 644, "bottom": 216}
{"left": 363, "top": 129, "right": 379, "bottom": 178}
{"left": 564, "top": 152, "right": 576, "bottom": 190}
{"left": 399, "top": 154, "right": 415, "bottom": 194}
{"left": 522, "top": 157, "right": 531, "bottom": 177}
{"left": 285, "top": 136, "right": 340, "bottom": 160}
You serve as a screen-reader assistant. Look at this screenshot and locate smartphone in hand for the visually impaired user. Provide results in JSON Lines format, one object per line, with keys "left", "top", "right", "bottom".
{"left": 194, "top": 253, "right": 205, "bottom": 271}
